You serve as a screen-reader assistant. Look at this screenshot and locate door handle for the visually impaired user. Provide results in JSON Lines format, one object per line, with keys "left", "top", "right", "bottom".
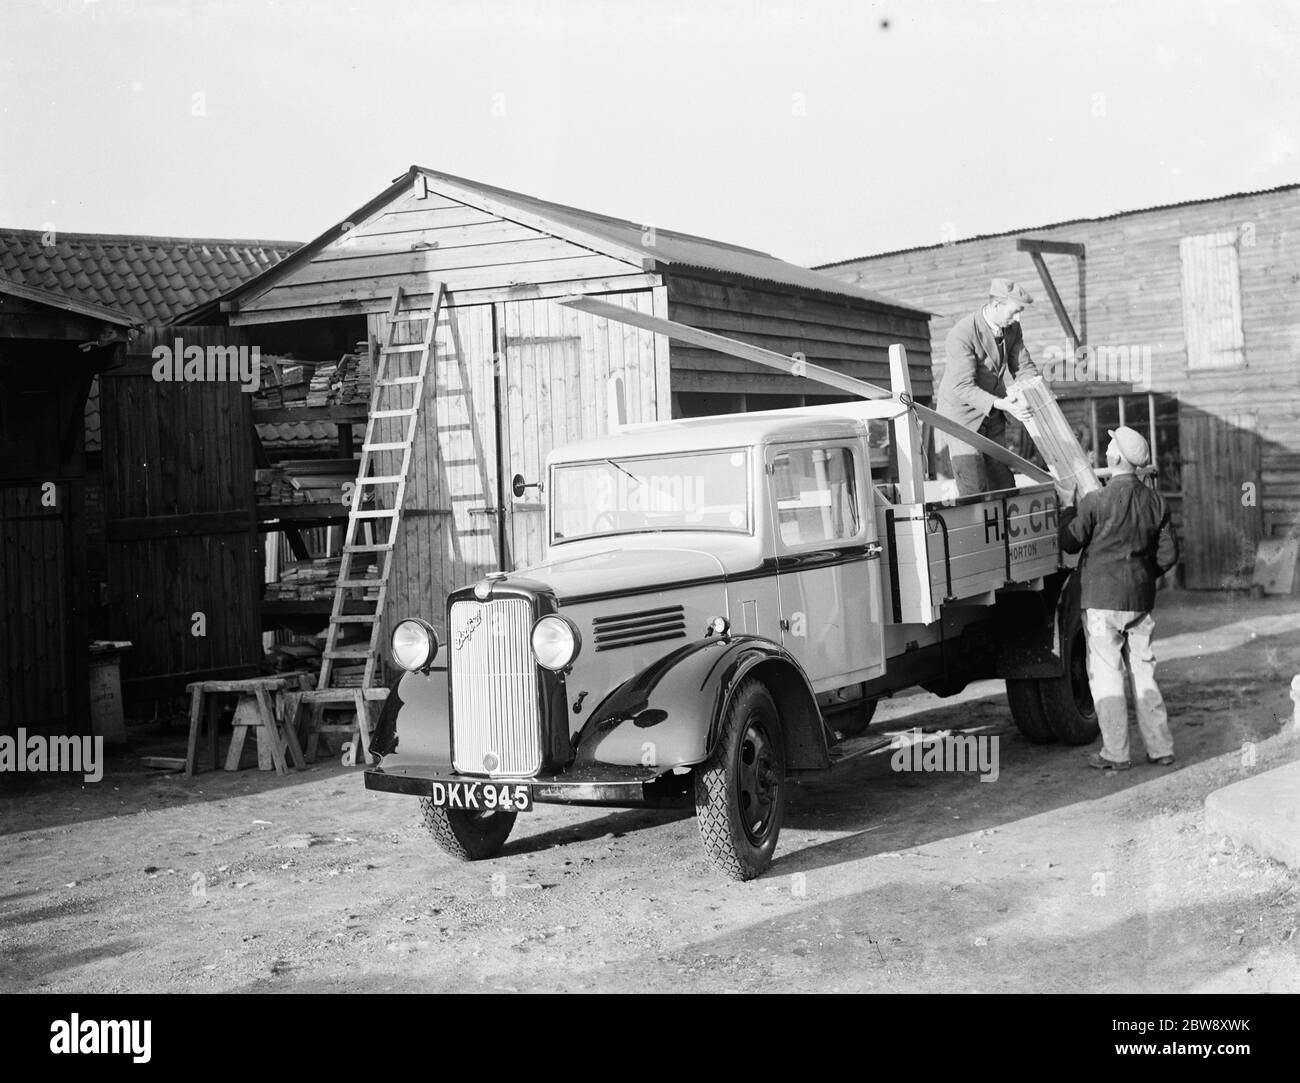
{"left": 468, "top": 507, "right": 502, "bottom": 516}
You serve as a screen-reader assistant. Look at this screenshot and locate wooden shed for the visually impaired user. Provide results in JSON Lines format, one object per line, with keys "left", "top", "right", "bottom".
{"left": 816, "top": 184, "right": 1300, "bottom": 590}
{"left": 0, "top": 278, "right": 134, "bottom": 737}
{"left": 0, "top": 229, "right": 302, "bottom": 702}
{"left": 187, "top": 166, "right": 932, "bottom": 647}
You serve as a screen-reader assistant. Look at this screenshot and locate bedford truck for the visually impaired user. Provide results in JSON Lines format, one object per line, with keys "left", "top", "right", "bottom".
{"left": 364, "top": 326, "right": 1096, "bottom": 880}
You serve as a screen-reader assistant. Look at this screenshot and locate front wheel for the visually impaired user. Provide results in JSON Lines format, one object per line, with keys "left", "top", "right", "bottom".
{"left": 419, "top": 800, "right": 517, "bottom": 860}
{"left": 694, "top": 679, "right": 786, "bottom": 881}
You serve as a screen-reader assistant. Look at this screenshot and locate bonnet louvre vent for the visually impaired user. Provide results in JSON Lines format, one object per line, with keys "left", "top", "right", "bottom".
{"left": 592, "top": 605, "right": 687, "bottom": 652}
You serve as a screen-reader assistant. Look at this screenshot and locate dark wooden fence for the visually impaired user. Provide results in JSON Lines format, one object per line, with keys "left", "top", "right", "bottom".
{"left": 101, "top": 326, "right": 261, "bottom": 700}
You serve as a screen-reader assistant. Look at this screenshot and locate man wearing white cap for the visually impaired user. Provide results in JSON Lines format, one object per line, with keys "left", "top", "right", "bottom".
{"left": 1059, "top": 426, "right": 1180, "bottom": 770}
{"left": 937, "top": 278, "right": 1039, "bottom": 495}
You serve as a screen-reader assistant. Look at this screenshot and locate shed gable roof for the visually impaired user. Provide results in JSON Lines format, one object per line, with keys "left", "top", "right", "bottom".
{"left": 195, "top": 167, "right": 928, "bottom": 319}
{"left": 415, "top": 168, "right": 924, "bottom": 311}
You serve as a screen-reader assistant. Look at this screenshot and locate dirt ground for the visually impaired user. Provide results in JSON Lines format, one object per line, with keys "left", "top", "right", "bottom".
{"left": 3, "top": 591, "right": 1298, "bottom": 994}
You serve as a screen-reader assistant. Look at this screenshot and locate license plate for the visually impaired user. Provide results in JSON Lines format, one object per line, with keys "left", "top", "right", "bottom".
{"left": 427, "top": 780, "right": 533, "bottom": 812}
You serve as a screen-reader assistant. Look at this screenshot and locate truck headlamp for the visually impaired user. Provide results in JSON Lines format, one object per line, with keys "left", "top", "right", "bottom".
{"left": 391, "top": 618, "right": 438, "bottom": 672}
{"left": 531, "top": 615, "right": 581, "bottom": 671}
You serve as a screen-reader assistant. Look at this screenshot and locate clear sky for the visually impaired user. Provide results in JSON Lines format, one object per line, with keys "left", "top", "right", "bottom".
{"left": 2, "top": 0, "right": 1296, "bottom": 266}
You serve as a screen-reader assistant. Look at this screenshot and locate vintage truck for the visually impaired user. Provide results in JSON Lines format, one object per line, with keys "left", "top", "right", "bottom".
{"left": 364, "top": 312, "right": 1097, "bottom": 880}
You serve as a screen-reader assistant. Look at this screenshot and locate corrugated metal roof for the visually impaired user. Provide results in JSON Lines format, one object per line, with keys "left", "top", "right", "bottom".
{"left": 0, "top": 229, "right": 302, "bottom": 324}
{"left": 813, "top": 182, "right": 1300, "bottom": 269}
{"left": 414, "top": 167, "right": 927, "bottom": 313}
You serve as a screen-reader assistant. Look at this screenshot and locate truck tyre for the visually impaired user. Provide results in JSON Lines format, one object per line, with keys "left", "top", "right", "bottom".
{"left": 419, "top": 801, "right": 517, "bottom": 861}
{"left": 1006, "top": 678, "right": 1057, "bottom": 744}
{"left": 695, "top": 679, "right": 786, "bottom": 881}
{"left": 831, "top": 697, "right": 877, "bottom": 738}
{"left": 1038, "top": 621, "right": 1099, "bottom": 745}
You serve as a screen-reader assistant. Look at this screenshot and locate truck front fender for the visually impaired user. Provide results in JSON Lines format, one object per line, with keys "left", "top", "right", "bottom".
{"left": 368, "top": 668, "right": 453, "bottom": 770}
{"left": 572, "top": 635, "right": 828, "bottom": 772}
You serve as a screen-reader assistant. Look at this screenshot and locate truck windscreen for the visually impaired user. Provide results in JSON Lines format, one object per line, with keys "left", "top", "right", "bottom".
{"left": 551, "top": 448, "right": 751, "bottom": 542}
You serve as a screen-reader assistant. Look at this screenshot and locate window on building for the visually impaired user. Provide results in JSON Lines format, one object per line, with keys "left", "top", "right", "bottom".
{"left": 1058, "top": 392, "right": 1181, "bottom": 494}
{"left": 770, "top": 445, "right": 860, "bottom": 547}
{"left": 1179, "top": 230, "right": 1245, "bottom": 369}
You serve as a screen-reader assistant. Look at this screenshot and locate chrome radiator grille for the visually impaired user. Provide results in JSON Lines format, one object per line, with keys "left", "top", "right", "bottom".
{"left": 449, "top": 598, "right": 543, "bottom": 776}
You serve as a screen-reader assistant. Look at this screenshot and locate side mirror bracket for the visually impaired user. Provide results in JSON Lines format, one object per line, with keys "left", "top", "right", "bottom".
{"left": 512, "top": 472, "right": 544, "bottom": 499}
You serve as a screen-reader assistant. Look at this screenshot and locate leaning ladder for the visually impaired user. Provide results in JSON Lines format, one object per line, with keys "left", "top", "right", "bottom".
{"left": 298, "top": 283, "right": 444, "bottom": 763}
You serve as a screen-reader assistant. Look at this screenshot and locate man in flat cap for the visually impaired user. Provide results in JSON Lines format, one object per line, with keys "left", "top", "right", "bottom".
{"left": 937, "top": 278, "right": 1038, "bottom": 495}
{"left": 1059, "top": 426, "right": 1180, "bottom": 770}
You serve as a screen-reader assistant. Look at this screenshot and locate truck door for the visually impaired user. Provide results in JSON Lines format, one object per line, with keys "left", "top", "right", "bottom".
{"left": 765, "top": 442, "right": 886, "bottom": 692}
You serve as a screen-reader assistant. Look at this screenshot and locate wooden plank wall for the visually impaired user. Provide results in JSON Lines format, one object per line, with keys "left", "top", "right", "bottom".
{"left": 0, "top": 338, "right": 92, "bottom": 735}
{"left": 665, "top": 274, "right": 933, "bottom": 401}
{"left": 240, "top": 180, "right": 645, "bottom": 320}
{"left": 499, "top": 290, "right": 664, "bottom": 569}
{"left": 0, "top": 484, "right": 69, "bottom": 729}
{"left": 817, "top": 187, "right": 1300, "bottom": 549}
{"left": 102, "top": 326, "right": 261, "bottom": 697}
{"left": 1180, "top": 412, "right": 1262, "bottom": 589}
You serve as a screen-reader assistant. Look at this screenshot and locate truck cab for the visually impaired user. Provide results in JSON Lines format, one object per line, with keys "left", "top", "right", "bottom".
{"left": 365, "top": 397, "right": 1094, "bottom": 880}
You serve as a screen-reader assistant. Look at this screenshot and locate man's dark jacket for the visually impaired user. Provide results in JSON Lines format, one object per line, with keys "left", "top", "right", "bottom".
{"left": 937, "top": 310, "right": 1039, "bottom": 431}
{"left": 1059, "top": 473, "right": 1179, "bottom": 611}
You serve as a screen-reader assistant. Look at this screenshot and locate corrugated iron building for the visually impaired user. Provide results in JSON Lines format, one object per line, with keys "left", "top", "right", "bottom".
{"left": 816, "top": 184, "right": 1300, "bottom": 589}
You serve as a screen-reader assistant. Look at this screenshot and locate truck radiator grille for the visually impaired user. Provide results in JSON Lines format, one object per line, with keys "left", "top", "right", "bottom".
{"left": 449, "top": 598, "right": 542, "bottom": 776}
{"left": 592, "top": 604, "right": 687, "bottom": 652}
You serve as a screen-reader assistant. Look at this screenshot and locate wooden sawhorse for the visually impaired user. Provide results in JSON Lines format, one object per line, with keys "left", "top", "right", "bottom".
{"left": 184, "top": 676, "right": 310, "bottom": 777}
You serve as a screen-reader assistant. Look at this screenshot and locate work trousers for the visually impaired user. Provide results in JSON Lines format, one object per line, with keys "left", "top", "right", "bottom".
{"left": 951, "top": 411, "right": 1015, "bottom": 496}
{"left": 1084, "top": 608, "right": 1174, "bottom": 764}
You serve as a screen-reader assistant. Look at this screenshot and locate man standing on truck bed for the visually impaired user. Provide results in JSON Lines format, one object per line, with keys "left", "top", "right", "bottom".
{"left": 938, "top": 278, "right": 1039, "bottom": 496}
{"left": 1059, "top": 426, "right": 1180, "bottom": 770}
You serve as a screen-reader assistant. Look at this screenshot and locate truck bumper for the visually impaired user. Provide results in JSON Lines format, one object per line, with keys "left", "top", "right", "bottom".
{"left": 364, "top": 759, "right": 667, "bottom": 807}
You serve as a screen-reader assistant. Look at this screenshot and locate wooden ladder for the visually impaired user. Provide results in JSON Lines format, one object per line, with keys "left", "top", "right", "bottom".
{"left": 299, "top": 283, "right": 444, "bottom": 763}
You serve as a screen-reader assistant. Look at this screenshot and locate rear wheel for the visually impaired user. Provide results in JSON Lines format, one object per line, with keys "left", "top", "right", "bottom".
{"left": 695, "top": 679, "right": 786, "bottom": 881}
{"left": 1039, "top": 622, "right": 1099, "bottom": 744}
{"left": 1006, "top": 678, "right": 1057, "bottom": 744}
{"left": 419, "top": 801, "right": 517, "bottom": 861}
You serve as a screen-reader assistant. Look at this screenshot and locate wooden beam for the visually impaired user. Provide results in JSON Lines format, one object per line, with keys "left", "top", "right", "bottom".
{"left": 1015, "top": 238, "right": 1085, "bottom": 257}
{"left": 1026, "top": 250, "right": 1079, "bottom": 351}
{"left": 888, "top": 344, "right": 925, "bottom": 503}
{"left": 123, "top": 664, "right": 262, "bottom": 703}
{"left": 227, "top": 273, "right": 663, "bottom": 326}
{"left": 558, "top": 294, "right": 1052, "bottom": 483}
{"left": 107, "top": 509, "right": 254, "bottom": 542}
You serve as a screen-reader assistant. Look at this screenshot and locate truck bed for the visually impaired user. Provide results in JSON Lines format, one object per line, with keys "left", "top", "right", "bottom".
{"left": 877, "top": 482, "right": 1063, "bottom": 624}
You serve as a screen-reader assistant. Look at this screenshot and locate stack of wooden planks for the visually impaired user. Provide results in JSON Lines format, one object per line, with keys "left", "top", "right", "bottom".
{"left": 264, "top": 557, "right": 342, "bottom": 602}
{"left": 304, "top": 343, "right": 373, "bottom": 407}
{"left": 1010, "top": 374, "right": 1101, "bottom": 498}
